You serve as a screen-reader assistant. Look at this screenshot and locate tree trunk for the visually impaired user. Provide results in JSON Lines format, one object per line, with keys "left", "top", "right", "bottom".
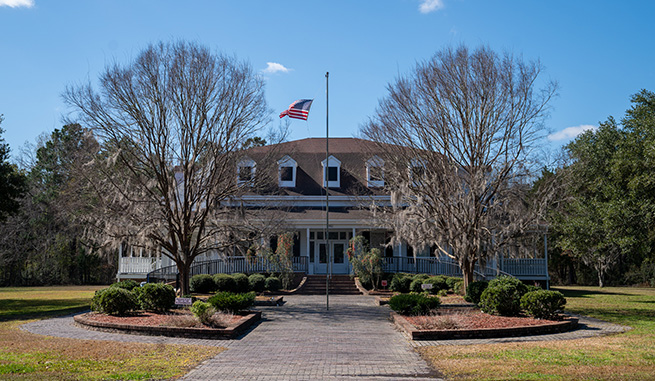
{"left": 597, "top": 267, "right": 605, "bottom": 288}
{"left": 177, "top": 261, "right": 191, "bottom": 296}
{"left": 461, "top": 258, "right": 476, "bottom": 295}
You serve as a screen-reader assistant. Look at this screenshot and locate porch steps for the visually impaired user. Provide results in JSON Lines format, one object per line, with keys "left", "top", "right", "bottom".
{"left": 296, "top": 275, "right": 362, "bottom": 295}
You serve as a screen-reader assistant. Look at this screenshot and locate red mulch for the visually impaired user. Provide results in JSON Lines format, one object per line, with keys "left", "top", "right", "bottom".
{"left": 85, "top": 310, "right": 241, "bottom": 329}
{"left": 405, "top": 309, "right": 559, "bottom": 330}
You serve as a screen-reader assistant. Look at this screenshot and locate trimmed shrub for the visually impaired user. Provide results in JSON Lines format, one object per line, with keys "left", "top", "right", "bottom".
{"left": 409, "top": 278, "right": 425, "bottom": 293}
{"left": 190, "top": 274, "right": 217, "bottom": 294}
{"left": 91, "top": 287, "right": 138, "bottom": 315}
{"left": 487, "top": 275, "right": 528, "bottom": 296}
{"left": 232, "top": 273, "right": 250, "bottom": 293}
{"left": 521, "top": 290, "right": 566, "bottom": 319}
{"left": 213, "top": 274, "right": 236, "bottom": 293}
{"left": 390, "top": 273, "right": 413, "bottom": 293}
{"left": 388, "top": 293, "right": 441, "bottom": 316}
{"left": 208, "top": 291, "right": 256, "bottom": 313}
{"left": 479, "top": 277, "right": 529, "bottom": 317}
{"left": 110, "top": 279, "right": 139, "bottom": 291}
{"left": 452, "top": 279, "right": 464, "bottom": 295}
{"left": 265, "top": 276, "right": 281, "bottom": 292}
{"left": 464, "top": 280, "right": 488, "bottom": 304}
{"left": 444, "top": 277, "right": 463, "bottom": 291}
{"left": 138, "top": 283, "right": 176, "bottom": 312}
{"left": 248, "top": 274, "right": 266, "bottom": 293}
{"left": 191, "top": 300, "right": 215, "bottom": 325}
{"left": 425, "top": 276, "right": 449, "bottom": 294}
{"left": 526, "top": 284, "right": 542, "bottom": 293}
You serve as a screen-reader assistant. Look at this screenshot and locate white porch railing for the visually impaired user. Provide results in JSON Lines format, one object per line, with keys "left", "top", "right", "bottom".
{"left": 119, "top": 257, "right": 161, "bottom": 274}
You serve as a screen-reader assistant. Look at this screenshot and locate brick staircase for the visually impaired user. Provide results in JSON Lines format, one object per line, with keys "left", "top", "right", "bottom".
{"left": 296, "top": 275, "right": 363, "bottom": 295}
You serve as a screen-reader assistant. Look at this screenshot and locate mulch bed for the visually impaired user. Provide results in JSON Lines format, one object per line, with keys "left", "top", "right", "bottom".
{"left": 83, "top": 309, "right": 242, "bottom": 329}
{"left": 74, "top": 309, "right": 261, "bottom": 339}
{"left": 392, "top": 308, "right": 578, "bottom": 340}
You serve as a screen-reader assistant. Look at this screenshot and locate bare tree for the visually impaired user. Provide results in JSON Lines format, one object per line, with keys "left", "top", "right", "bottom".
{"left": 64, "top": 41, "right": 273, "bottom": 294}
{"left": 361, "top": 45, "right": 557, "bottom": 292}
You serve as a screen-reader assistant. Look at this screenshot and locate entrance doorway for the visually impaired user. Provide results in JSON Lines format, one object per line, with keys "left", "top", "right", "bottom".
{"left": 309, "top": 231, "right": 351, "bottom": 275}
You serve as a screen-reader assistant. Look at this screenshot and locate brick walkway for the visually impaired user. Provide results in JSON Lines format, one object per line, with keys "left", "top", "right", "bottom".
{"left": 22, "top": 295, "right": 442, "bottom": 380}
{"left": 21, "top": 295, "right": 630, "bottom": 380}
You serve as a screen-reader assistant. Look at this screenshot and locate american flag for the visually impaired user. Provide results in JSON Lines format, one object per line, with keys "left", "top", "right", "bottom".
{"left": 279, "top": 99, "right": 313, "bottom": 120}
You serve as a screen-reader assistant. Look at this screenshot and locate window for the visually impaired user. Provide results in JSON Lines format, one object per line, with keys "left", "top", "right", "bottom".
{"left": 366, "top": 156, "right": 384, "bottom": 188}
{"left": 321, "top": 155, "right": 341, "bottom": 187}
{"left": 326, "top": 166, "right": 338, "bottom": 181}
{"left": 277, "top": 155, "right": 297, "bottom": 187}
{"left": 237, "top": 157, "right": 256, "bottom": 186}
{"left": 280, "top": 167, "right": 293, "bottom": 181}
{"left": 409, "top": 158, "right": 426, "bottom": 185}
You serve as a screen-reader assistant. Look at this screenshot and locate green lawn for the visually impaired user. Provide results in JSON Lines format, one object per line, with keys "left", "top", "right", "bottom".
{"left": 419, "top": 286, "right": 655, "bottom": 380}
{"left": 0, "top": 286, "right": 224, "bottom": 380}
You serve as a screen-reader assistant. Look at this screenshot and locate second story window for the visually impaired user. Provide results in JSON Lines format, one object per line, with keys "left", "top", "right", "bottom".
{"left": 409, "top": 158, "right": 426, "bottom": 186}
{"left": 278, "top": 155, "right": 297, "bottom": 187}
{"left": 237, "top": 157, "right": 256, "bottom": 186}
{"left": 321, "top": 155, "right": 341, "bottom": 188}
{"left": 366, "top": 156, "right": 384, "bottom": 188}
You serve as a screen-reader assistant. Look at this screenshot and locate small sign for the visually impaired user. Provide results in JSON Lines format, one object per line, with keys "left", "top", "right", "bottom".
{"left": 421, "top": 283, "right": 433, "bottom": 290}
{"left": 381, "top": 280, "right": 388, "bottom": 287}
{"left": 175, "top": 297, "right": 193, "bottom": 306}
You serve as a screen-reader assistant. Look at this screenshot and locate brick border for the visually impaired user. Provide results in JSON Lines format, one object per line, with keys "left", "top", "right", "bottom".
{"left": 391, "top": 311, "right": 578, "bottom": 340}
{"left": 73, "top": 311, "right": 261, "bottom": 340}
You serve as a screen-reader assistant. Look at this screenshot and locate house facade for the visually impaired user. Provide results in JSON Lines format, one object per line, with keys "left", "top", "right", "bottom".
{"left": 116, "top": 137, "right": 550, "bottom": 285}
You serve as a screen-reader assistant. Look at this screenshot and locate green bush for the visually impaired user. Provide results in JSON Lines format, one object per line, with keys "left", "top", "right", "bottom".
{"left": 388, "top": 293, "right": 441, "bottom": 316}
{"left": 487, "top": 275, "right": 528, "bottom": 296}
{"left": 478, "top": 276, "right": 529, "bottom": 317}
{"left": 453, "top": 279, "right": 464, "bottom": 295}
{"left": 91, "top": 287, "right": 138, "bottom": 315}
{"left": 520, "top": 290, "right": 566, "bottom": 319}
{"left": 232, "top": 273, "right": 250, "bottom": 293}
{"left": 190, "top": 274, "right": 217, "bottom": 294}
{"left": 110, "top": 279, "right": 139, "bottom": 291}
{"left": 208, "top": 291, "right": 256, "bottom": 313}
{"left": 248, "top": 274, "right": 266, "bottom": 293}
{"left": 444, "top": 277, "right": 463, "bottom": 291}
{"left": 464, "top": 280, "right": 489, "bottom": 304}
{"left": 137, "top": 283, "right": 176, "bottom": 312}
{"left": 265, "top": 276, "right": 281, "bottom": 292}
{"left": 190, "top": 300, "right": 215, "bottom": 325}
{"left": 425, "top": 276, "right": 449, "bottom": 293}
{"left": 213, "top": 274, "right": 236, "bottom": 293}
{"left": 390, "top": 273, "right": 413, "bottom": 293}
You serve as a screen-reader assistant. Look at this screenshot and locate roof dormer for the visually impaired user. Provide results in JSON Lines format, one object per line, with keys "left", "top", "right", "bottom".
{"left": 277, "top": 155, "right": 297, "bottom": 188}
{"left": 366, "top": 156, "right": 385, "bottom": 188}
{"left": 237, "top": 157, "right": 256, "bottom": 186}
{"left": 321, "top": 155, "right": 341, "bottom": 188}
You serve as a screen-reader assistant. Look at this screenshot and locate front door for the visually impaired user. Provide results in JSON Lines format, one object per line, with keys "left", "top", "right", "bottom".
{"left": 314, "top": 241, "right": 350, "bottom": 275}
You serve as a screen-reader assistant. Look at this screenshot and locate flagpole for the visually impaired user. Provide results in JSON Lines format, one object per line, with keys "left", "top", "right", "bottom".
{"left": 325, "top": 71, "right": 330, "bottom": 311}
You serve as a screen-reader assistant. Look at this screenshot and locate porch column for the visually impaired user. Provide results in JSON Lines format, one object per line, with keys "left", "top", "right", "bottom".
{"left": 306, "top": 228, "right": 311, "bottom": 275}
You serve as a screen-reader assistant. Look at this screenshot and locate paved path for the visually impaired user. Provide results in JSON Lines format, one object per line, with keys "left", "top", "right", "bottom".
{"left": 21, "top": 295, "right": 630, "bottom": 380}
{"left": 23, "top": 295, "right": 442, "bottom": 380}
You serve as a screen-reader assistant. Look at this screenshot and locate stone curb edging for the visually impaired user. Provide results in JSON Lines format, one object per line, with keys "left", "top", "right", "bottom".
{"left": 391, "top": 311, "right": 578, "bottom": 340}
{"left": 73, "top": 311, "right": 261, "bottom": 340}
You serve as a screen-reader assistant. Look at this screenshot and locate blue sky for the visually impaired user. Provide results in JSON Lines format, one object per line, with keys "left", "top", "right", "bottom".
{"left": 1, "top": 0, "right": 654, "bottom": 162}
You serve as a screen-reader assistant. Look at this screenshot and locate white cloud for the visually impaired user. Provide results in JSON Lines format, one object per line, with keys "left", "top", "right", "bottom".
{"left": 547, "top": 124, "right": 597, "bottom": 141}
{"left": 419, "top": 0, "right": 444, "bottom": 13}
{"left": 0, "top": 0, "right": 34, "bottom": 8}
{"left": 262, "top": 62, "right": 290, "bottom": 74}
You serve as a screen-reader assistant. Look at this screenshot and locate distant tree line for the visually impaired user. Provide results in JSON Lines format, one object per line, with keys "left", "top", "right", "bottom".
{"left": 0, "top": 123, "right": 116, "bottom": 286}
{"left": 539, "top": 90, "right": 655, "bottom": 287}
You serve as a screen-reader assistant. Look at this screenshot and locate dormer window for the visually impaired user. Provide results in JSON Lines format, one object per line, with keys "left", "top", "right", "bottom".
{"left": 366, "top": 156, "right": 384, "bottom": 188}
{"left": 237, "top": 157, "right": 256, "bottom": 186}
{"left": 278, "top": 155, "right": 297, "bottom": 187}
{"left": 321, "top": 155, "right": 341, "bottom": 188}
{"left": 409, "top": 158, "right": 426, "bottom": 185}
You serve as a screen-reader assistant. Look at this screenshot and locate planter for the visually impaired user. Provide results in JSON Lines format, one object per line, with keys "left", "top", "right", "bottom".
{"left": 74, "top": 310, "right": 261, "bottom": 339}
{"left": 391, "top": 311, "right": 578, "bottom": 340}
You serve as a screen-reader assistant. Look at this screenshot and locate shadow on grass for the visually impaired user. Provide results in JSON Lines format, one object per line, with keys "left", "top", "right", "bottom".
{"left": 553, "top": 288, "right": 631, "bottom": 299}
{"left": 0, "top": 298, "right": 91, "bottom": 322}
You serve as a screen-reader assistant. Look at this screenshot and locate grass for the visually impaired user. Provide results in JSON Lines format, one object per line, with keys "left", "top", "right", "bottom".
{"left": 0, "top": 286, "right": 224, "bottom": 380}
{"left": 418, "top": 286, "right": 655, "bottom": 380}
